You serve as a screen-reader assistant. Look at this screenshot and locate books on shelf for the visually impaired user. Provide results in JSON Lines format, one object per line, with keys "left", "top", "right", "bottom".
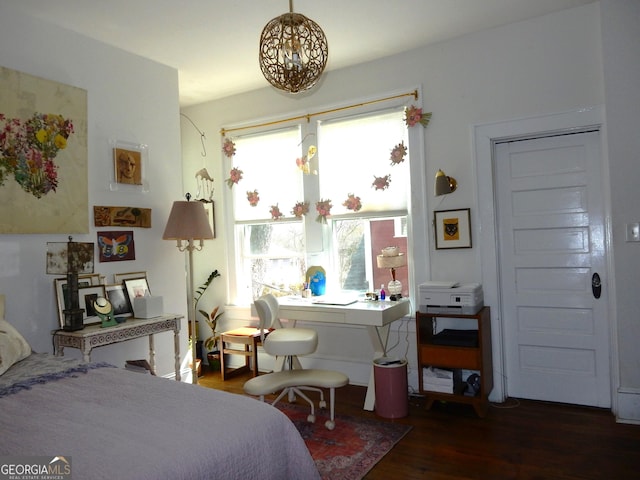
{"left": 422, "top": 367, "right": 462, "bottom": 394}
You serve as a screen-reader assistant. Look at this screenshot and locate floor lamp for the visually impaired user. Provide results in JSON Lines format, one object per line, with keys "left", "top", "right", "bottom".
{"left": 163, "top": 194, "right": 214, "bottom": 384}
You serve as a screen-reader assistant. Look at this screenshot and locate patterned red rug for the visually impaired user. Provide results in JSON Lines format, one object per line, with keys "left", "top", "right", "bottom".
{"left": 276, "top": 403, "right": 411, "bottom": 480}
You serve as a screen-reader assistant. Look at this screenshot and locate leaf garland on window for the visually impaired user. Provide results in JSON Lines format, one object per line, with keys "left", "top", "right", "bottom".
{"left": 224, "top": 108, "right": 431, "bottom": 216}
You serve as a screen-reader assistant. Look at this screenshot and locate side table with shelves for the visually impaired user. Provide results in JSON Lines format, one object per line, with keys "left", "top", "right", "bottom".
{"left": 416, "top": 306, "right": 493, "bottom": 417}
{"left": 53, "top": 314, "right": 183, "bottom": 381}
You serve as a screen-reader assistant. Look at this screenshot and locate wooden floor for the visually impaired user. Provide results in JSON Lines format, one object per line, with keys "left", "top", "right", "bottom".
{"left": 198, "top": 366, "right": 640, "bottom": 480}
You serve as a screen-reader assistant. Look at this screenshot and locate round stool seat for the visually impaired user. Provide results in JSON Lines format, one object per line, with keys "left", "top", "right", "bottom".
{"left": 264, "top": 328, "right": 318, "bottom": 356}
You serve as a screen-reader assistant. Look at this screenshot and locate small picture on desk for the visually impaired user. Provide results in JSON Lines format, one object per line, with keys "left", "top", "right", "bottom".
{"left": 79, "top": 285, "right": 107, "bottom": 325}
{"left": 54, "top": 275, "right": 103, "bottom": 329}
{"left": 123, "top": 277, "right": 151, "bottom": 313}
{"left": 106, "top": 284, "right": 133, "bottom": 318}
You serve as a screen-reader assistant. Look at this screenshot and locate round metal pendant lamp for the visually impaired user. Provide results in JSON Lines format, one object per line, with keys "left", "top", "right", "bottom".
{"left": 259, "top": 0, "right": 328, "bottom": 93}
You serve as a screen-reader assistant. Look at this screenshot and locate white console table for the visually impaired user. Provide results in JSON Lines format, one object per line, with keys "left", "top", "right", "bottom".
{"left": 53, "top": 314, "right": 183, "bottom": 381}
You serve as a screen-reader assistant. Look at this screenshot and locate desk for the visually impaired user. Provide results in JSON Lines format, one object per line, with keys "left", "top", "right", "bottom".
{"left": 53, "top": 315, "right": 183, "bottom": 381}
{"left": 277, "top": 297, "right": 410, "bottom": 410}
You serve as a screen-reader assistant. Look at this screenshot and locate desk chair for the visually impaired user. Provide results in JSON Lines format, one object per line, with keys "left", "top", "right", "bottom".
{"left": 244, "top": 294, "right": 348, "bottom": 430}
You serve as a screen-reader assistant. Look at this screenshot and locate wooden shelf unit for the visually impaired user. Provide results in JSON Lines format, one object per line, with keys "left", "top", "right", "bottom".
{"left": 416, "top": 306, "right": 492, "bottom": 417}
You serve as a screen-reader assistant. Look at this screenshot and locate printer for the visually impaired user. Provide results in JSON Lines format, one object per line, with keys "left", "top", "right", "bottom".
{"left": 418, "top": 281, "right": 484, "bottom": 315}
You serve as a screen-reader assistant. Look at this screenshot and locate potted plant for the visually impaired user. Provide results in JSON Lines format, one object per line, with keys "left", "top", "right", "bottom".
{"left": 194, "top": 270, "right": 223, "bottom": 370}
{"left": 202, "top": 306, "right": 223, "bottom": 370}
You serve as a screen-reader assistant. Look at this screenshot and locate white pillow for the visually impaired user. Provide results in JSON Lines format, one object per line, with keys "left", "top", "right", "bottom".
{"left": 0, "top": 295, "right": 32, "bottom": 376}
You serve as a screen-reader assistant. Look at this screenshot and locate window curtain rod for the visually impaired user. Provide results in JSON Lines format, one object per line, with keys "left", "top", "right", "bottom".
{"left": 220, "top": 89, "right": 418, "bottom": 137}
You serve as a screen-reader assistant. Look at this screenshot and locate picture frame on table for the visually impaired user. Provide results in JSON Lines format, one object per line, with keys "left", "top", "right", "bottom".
{"left": 54, "top": 274, "right": 102, "bottom": 328}
{"left": 123, "top": 277, "right": 151, "bottom": 311}
{"left": 78, "top": 284, "right": 107, "bottom": 325}
{"left": 434, "top": 208, "right": 472, "bottom": 249}
{"left": 105, "top": 284, "right": 133, "bottom": 318}
{"left": 113, "top": 271, "right": 147, "bottom": 284}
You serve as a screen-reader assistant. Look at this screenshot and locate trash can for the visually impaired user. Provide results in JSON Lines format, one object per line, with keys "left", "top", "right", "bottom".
{"left": 373, "top": 357, "right": 408, "bottom": 419}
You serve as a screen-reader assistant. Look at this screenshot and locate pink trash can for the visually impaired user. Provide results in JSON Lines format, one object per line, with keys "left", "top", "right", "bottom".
{"left": 373, "top": 357, "right": 408, "bottom": 419}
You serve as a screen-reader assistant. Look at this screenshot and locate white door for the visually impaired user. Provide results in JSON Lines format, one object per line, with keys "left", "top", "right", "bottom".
{"left": 495, "top": 131, "right": 610, "bottom": 408}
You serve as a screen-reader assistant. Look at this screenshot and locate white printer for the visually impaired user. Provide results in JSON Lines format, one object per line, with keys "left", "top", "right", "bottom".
{"left": 418, "top": 281, "right": 483, "bottom": 315}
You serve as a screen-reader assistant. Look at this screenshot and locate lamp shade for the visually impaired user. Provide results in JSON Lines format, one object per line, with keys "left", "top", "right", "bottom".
{"left": 163, "top": 200, "right": 214, "bottom": 241}
{"left": 376, "top": 253, "right": 406, "bottom": 269}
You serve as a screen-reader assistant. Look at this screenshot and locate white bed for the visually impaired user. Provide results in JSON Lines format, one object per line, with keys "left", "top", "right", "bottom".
{"left": 0, "top": 295, "right": 319, "bottom": 480}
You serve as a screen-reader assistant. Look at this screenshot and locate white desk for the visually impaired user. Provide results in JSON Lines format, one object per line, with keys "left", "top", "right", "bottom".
{"left": 277, "top": 297, "right": 410, "bottom": 410}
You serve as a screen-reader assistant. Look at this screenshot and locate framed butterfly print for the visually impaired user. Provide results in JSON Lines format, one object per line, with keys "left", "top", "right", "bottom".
{"left": 434, "top": 208, "right": 472, "bottom": 249}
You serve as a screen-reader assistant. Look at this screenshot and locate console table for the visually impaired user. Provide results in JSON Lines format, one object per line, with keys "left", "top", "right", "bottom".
{"left": 53, "top": 314, "right": 183, "bottom": 381}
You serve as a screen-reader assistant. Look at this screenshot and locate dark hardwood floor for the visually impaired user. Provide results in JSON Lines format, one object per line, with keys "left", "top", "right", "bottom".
{"left": 198, "top": 366, "right": 640, "bottom": 479}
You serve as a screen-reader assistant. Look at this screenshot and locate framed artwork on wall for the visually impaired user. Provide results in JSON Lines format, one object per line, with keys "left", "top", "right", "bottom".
{"left": 108, "top": 139, "right": 149, "bottom": 193}
{"left": 434, "top": 208, "right": 472, "bottom": 249}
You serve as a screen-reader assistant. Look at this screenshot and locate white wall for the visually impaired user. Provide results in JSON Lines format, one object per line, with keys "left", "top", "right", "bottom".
{"left": 0, "top": 7, "right": 189, "bottom": 378}
{"left": 601, "top": 0, "right": 640, "bottom": 423}
{"left": 181, "top": 3, "right": 608, "bottom": 391}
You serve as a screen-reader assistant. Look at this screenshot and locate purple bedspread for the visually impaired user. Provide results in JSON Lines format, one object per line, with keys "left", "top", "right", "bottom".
{"left": 0, "top": 354, "right": 320, "bottom": 480}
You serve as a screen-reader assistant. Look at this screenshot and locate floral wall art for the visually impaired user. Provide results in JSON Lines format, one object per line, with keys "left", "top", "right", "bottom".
{"left": 0, "top": 66, "right": 88, "bottom": 233}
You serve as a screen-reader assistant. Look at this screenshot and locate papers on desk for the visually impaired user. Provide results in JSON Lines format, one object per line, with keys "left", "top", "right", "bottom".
{"left": 311, "top": 295, "right": 358, "bottom": 306}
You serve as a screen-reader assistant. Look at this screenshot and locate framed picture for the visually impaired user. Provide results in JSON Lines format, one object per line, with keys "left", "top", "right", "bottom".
{"left": 46, "top": 241, "right": 94, "bottom": 274}
{"left": 97, "top": 230, "right": 136, "bottom": 262}
{"left": 109, "top": 139, "right": 149, "bottom": 193}
{"left": 114, "top": 271, "right": 147, "bottom": 284}
{"left": 434, "top": 208, "right": 472, "bottom": 249}
{"left": 105, "top": 284, "right": 133, "bottom": 318}
{"left": 54, "top": 275, "right": 102, "bottom": 328}
{"left": 78, "top": 285, "right": 107, "bottom": 325}
{"left": 123, "top": 277, "right": 151, "bottom": 312}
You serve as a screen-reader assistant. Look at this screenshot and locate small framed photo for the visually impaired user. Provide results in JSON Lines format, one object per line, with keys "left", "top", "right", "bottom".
{"left": 54, "top": 275, "right": 103, "bottom": 328}
{"left": 109, "top": 139, "right": 149, "bottom": 192}
{"left": 78, "top": 285, "right": 107, "bottom": 325}
{"left": 434, "top": 208, "right": 472, "bottom": 249}
{"left": 114, "top": 271, "right": 147, "bottom": 284}
{"left": 123, "top": 277, "right": 151, "bottom": 312}
{"left": 105, "top": 284, "right": 133, "bottom": 318}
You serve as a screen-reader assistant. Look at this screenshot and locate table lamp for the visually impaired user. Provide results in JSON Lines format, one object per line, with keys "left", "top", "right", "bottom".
{"left": 163, "top": 193, "right": 214, "bottom": 384}
{"left": 376, "top": 248, "right": 407, "bottom": 299}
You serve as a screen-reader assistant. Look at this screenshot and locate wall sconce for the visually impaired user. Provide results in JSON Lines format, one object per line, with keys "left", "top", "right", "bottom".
{"left": 434, "top": 169, "right": 457, "bottom": 196}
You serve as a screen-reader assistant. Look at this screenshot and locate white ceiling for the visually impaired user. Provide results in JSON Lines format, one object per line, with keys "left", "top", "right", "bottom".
{"left": 5, "top": 0, "right": 595, "bottom": 107}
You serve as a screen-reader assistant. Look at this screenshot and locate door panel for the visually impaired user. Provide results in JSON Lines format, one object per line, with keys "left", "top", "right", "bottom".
{"left": 495, "top": 131, "right": 610, "bottom": 407}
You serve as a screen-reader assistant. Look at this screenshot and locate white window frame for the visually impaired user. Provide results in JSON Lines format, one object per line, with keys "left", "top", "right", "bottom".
{"left": 222, "top": 87, "right": 430, "bottom": 306}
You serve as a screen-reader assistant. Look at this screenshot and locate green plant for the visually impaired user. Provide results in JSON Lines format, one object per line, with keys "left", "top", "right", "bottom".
{"left": 194, "top": 270, "right": 223, "bottom": 352}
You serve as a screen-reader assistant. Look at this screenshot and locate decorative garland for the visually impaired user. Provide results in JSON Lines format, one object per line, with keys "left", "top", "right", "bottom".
{"left": 220, "top": 104, "right": 431, "bottom": 223}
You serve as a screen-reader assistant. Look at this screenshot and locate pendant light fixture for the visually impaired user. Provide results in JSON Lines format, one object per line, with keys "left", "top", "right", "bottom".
{"left": 259, "top": 0, "right": 328, "bottom": 93}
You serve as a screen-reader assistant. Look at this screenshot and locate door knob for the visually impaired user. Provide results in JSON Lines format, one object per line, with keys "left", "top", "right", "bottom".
{"left": 592, "top": 272, "right": 601, "bottom": 299}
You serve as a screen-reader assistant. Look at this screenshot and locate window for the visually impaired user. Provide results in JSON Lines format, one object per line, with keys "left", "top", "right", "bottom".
{"left": 226, "top": 102, "right": 412, "bottom": 305}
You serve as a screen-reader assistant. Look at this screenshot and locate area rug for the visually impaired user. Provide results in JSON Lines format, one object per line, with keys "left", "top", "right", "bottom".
{"left": 277, "top": 403, "right": 412, "bottom": 480}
